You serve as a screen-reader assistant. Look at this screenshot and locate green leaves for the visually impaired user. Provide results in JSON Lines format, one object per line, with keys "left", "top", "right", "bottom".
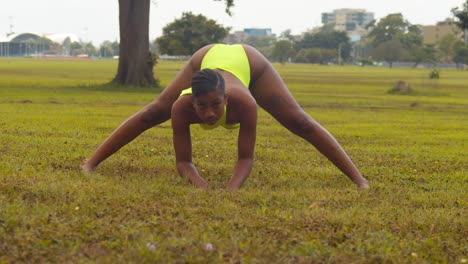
{"left": 156, "top": 13, "right": 230, "bottom": 56}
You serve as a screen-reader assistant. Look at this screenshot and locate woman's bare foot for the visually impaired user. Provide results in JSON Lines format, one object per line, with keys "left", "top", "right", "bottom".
{"left": 357, "top": 179, "right": 370, "bottom": 190}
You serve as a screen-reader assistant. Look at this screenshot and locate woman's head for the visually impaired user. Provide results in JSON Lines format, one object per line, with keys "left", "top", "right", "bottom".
{"left": 191, "top": 69, "right": 225, "bottom": 98}
{"left": 191, "top": 69, "right": 227, "bottom": 125}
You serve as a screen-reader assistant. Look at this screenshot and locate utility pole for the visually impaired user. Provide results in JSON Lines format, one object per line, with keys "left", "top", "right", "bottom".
{"left": 465, "top": 29, "right": 468, "bottom": 44}
{"left": 5, "top": 16, "right": 15, "bottom": 57}
{"left": 338, "top": 43, "right": 343, "bottom": 65}
{"left": 7, "top": 16, "right": 14, "bottom": 37}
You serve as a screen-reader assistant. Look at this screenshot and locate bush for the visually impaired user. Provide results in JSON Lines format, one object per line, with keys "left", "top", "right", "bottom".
{"left": 358, "top": 58, "right": 374, "bottom": 66}
{"left": 429, "top": 69, "right": 440, "bottom": 79}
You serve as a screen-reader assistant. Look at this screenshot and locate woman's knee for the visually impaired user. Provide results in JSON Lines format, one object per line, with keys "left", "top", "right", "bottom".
{"left": 139, "top": 100, "right": 171, "bottom": 125}
{"left": 284, "top": 112, "right": 317, "bottom": 136}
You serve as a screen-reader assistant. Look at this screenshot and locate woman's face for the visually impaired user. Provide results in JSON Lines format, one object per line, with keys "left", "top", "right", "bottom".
{"left": 192, "top": 90, "right": 227, "bottom": 125}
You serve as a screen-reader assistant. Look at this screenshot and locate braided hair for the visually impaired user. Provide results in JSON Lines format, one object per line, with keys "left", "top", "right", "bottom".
{"left": 191, "top": 69, "right": 225, "bottom": 98}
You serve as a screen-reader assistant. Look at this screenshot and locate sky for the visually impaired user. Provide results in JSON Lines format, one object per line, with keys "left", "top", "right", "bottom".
{"left": 1, "top": 0, "right": 465, "bottom": 45}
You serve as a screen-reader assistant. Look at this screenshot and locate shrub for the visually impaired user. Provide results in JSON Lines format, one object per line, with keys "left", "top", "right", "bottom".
{"left": 429, "top": 69, "right": 440, "bottom": 79}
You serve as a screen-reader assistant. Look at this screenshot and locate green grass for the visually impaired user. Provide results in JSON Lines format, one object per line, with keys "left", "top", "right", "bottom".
{"left": 0, "top": 58, "right": 467, "bottom": 263}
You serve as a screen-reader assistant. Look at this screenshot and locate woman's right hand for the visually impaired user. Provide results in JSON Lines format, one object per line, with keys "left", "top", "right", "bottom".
{"left": 81, "top": 159, "right": 95, "bottom": 174}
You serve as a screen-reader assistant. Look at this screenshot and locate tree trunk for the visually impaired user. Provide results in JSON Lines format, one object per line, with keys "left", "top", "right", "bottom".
{"left": 113, "top": 0, "right": 156, "bottom": 86}
{"left": 465, "top": 29, "right": 468, "bottom": 44}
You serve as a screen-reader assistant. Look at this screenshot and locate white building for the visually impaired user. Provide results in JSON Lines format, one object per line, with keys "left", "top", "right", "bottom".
{"left": 0, "top": 32, "right": 81, "bottom": 56}
{"left": 321, "top": 9, "right": 374, "bottom": 41}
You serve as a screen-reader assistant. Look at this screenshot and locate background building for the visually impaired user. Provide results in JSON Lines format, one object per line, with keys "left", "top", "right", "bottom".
{"left": 0, "top": 32, "right": 79, "bottom": 57}
{"left": 224, "top": 28, "right": 273, "bottom": 44}
{"left": 321, "top": 8, "right": 374, "bottom": 41}
{"left": 0, "top": 33, "right": 47, "bottom": 57}
{"left": 420, "top": 19, "right": 462, "bottom": 45}
{"left": 243, "top": 28, "right": 273, "bottom": 38}
{"left": 224, "top": 31, "right": 249, "bottom": 44}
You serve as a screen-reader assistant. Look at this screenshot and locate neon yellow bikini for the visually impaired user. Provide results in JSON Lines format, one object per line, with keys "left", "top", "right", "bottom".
{"left": 180, "top": 44, "right": 251, "bottom": 130}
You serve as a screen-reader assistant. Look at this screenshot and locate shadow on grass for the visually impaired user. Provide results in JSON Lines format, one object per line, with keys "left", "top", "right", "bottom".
{"left": 71, "top": 82, "right": 163, "bottom": 94}
{"left": 387, "top": 88, "right": 450, "bottom": 97}
{"left": 2, "top": 81, "right": 164, "bottom": 105}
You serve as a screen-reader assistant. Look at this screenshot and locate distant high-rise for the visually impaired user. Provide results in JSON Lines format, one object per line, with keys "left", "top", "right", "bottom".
{"left": 322, "top": 9, "right": 374, "bottom": 31}
{"left": 322, "top": 9, "right": 374, "bottom": 41}
{"left": 224, "top": 28, "right": 273, "bottom": 44}
{"left": 243, "top": 28, "right": 273, "bottom": 38}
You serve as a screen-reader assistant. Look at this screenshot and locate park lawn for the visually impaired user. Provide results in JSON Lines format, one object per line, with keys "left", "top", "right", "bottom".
{"left": 0, "top": 58, "right": 466, "bottom": 263}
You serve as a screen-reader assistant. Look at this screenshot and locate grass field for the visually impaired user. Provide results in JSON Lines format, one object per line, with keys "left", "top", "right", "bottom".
{"left": 0, "top": 58, "right": 466, "bottom": 263}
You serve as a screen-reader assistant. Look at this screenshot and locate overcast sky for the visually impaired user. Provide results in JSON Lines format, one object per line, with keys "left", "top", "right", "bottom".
{"left": 1, "top": 0, "right": 465, "bottom": 45}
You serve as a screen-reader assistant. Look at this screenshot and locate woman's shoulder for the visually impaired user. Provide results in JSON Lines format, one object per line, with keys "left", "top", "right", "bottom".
{"left": 171, "top": 96, "right": 200, "bottom": 127}
{"left": 172, "top": 95, "right": 194, "bottom": 117}
{"left": 227, "top": 88, "right": 257, "bottom": 110}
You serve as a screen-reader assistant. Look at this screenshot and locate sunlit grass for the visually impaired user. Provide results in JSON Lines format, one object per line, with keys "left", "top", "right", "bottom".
{"left": 0, "top": 58, "right": 467, "bottom": 262}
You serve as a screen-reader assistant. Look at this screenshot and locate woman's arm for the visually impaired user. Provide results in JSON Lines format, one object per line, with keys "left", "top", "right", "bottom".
{"left": 227, "top": 102, "right": 257, "bottom": 190}
{"left": 82, "top": 59, "right": 197, "bottom": 172}
{"left": 82, "top": 46, "right": 216, "bottom": 172}
{"left": 171, "top": 98, "right": 209, "bottom": 190}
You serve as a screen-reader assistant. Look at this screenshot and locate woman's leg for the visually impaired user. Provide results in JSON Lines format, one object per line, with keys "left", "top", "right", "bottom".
{"left": 249, "top": 60, "right": 369, "bottom": 189}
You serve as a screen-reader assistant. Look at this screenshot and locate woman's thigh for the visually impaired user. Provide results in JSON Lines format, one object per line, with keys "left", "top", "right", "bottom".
{"left": 249, "top": 61, "right": 309, "bottom": 130}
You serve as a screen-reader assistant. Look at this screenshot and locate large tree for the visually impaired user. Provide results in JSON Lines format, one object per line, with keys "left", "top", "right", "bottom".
{"left": 366, "top": 13, "right": 423, "bottom": 64}
{"left": 297, "top": 28, "right": 351, "bottom": 60}
{"left": 453, "top": 45, "right": 468, "bottom": 64}
{"left": 410, "top": 45, "right": 437, "bottom": 67}
{"left": 293, "top": 48, "right": 337, "bottom": 64}
{"left": 156, "top": 12, "right": 230, "bottom": 56}
{"left": 367, "top": 13, "right": 413, "bottom": 47}
{"left": 371, "top": 37, "right": 409, "bottom": 68}
{"left": 114, "top": 0, "right": 234, "bottom": 87}
{"left": 437, "top": 33, "right": 463, "bottom": 62}
{"left": 113, "top": 0, "right": 154, "bottom": 86}
{"left": 244, "top": 35, "right": 277, "bottom": 58}
{"left": 452, "top": 0, "right": 468, "bottom": 43}
{"left": 272, "top": 40, "right": 295, "bottom": 64}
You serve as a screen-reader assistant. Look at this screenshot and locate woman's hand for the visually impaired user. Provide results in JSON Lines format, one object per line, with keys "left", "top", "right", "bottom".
{"left": 176, "top": 161, "right": 209, "bottom": 190}
{"left": 81, "top": 159, "right": 95, "bottom": 174}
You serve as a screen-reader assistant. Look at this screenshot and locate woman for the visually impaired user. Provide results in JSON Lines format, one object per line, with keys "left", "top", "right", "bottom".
{"left": 82, "top": 43, "right": 369, "bottom": 190}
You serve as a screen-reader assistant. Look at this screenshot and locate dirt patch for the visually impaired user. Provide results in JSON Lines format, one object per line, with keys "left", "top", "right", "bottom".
{"left": 388, "top": 80, "right": 414, "bottom": 94}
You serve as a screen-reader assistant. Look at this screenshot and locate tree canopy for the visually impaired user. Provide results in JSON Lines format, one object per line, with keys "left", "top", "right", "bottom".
{"left": 365, "top": 13, "right": 424, "bottom": 65}
{"left": 272, "top": 40, "right": 295, "bottom": 64}
{"left": 371, "top": 37, "right": 409, "bottom": 67}
{"left": 244, "top": 35, "right": 277, "bottom": 58}
{"left": 453, "top": 45, "right": 468, "bottom": 64}
{"left": 156, "top": 12, "right": 230, "bottom": 56}
{"left": 452, "top": 0, "right": 468, "bottom": 44}
{"left": 214, "top": 0, "right": 234, "bottom": 15}
{"left": 452, "top": 0, "right": 468, "bottom": 30}
{"left": 296, "top": 28, "right": 351, "bottom": 60}
{"left": 366, "top": 13, "right": 421, "bottom": 47}
{"left": 437, "top": 34, "right": 463, "bottom": 62}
